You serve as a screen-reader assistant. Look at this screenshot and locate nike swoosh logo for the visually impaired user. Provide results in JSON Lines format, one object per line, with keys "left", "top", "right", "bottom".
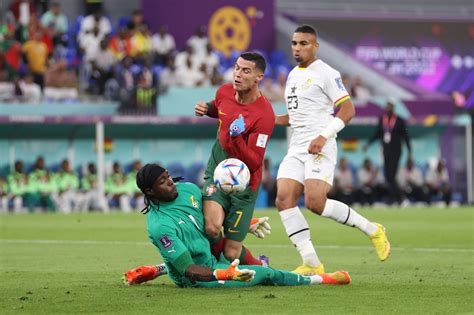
{"left": 218, "top": 110, "right": 227, "bottom": 116}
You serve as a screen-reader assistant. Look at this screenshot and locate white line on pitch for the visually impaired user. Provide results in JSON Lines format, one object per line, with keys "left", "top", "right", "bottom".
{"left": 0, "top": 239, "right": 472, "bottom": 253}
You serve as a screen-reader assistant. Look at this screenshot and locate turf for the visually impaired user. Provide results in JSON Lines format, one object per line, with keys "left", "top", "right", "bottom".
{"left": 1, "top": 207, "right": 473, "bottom": 314}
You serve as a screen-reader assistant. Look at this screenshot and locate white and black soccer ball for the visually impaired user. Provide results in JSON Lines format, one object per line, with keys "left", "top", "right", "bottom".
{"left": 213, "top": 158, "right": 250, "bottom": 194}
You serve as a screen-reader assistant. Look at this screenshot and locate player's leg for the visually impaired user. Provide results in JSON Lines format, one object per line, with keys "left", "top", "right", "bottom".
{"left": 222, "top": 188, "right": 260, "bottom": 263}
{"left": 203, "top": 200, "right": 226, "bottom": 241}
{"left": 304, "top": 178, "right": 390, "bottom": 261}
{"left": 122, "top": 263, "right": 167, "bottom": 286}
{"left": 196, "top": 264, "right": 350, "bottom": 288}
{"left": 275, "top": 155, "right": 324, "bottom": 275}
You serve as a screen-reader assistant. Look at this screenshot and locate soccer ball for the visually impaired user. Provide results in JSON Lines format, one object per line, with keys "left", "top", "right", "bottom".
{"left": 213, "top": 158, "right": 250, "bottom": 194}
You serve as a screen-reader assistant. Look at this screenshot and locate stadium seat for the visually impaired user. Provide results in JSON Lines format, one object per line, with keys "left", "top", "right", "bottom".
{"left": 255, "top": 189, "right": 268, "bottom": 208}
{"left": 73, "top": 15, "right": 84, "bottom": 39}
{"left": 167, "top": 162, "right": 186, "bottom": 178}
{"left": 185, "top": 162, "right": 206, "bottom": 185}
{"left": 117, "top": 16, "right": 131, "bottom": 29}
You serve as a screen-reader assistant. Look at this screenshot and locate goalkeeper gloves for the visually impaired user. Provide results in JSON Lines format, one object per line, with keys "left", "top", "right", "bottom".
{"left": 213, "top": 259, "right": 255, "bottom": 282}
{"left": 249, "top": 217, "right": 271, "bottom": 239}
{"left": 229, "top": 115, "right": 245, "bottom": 137}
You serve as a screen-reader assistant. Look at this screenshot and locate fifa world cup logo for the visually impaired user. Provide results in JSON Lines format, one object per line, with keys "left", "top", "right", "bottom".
{"left": 208, "top": 6, "right": 251, "bottom": 57}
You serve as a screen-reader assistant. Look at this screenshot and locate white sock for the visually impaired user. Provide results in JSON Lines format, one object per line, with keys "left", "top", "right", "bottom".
{"left": 279, "top": 207, "right": 322, "bottom": 267}
{"left": 309, "top": 275, "right": 323, "bottom": 285}
{"left": 321, "top": 199, "right": 378, "bottom": 236}
{"left": 155, "top": 263, "right": 168, "bottom": 275}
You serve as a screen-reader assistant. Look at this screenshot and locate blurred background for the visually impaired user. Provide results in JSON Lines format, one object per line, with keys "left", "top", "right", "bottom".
{"left": 0, "top": 0, "right": 472, "bottom": 213}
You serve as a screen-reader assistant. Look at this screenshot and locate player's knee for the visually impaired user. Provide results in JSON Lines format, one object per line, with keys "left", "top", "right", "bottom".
{"left": 305, "top": 195, "right": 326, "bottom": 215}
{"left": 275, "top": 194, "right": 295, "bottom": 210}
{"left": 223, "top": 244, "right": 241, "bottom": 261}
{"left": 204, "top": 223, "right": 221, "bottom": 240}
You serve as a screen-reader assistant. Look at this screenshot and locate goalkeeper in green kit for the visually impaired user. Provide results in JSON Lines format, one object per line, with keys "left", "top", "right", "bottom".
{"left": 122, "top": 163, "right": 350, "bottom": 288}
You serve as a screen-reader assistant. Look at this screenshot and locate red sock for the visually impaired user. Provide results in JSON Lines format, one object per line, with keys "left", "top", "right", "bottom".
{"left": 239, "top": 246, "right": 262, "bottom": 265}
{"left": 210, "top": 237, "right": 225, "bottom": 260}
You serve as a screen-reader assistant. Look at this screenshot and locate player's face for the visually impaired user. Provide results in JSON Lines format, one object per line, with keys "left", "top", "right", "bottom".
{"left": 233, "top": 57, "right": 263, "bottom": 92}
{"left": 149, "top": 171, "right": 178, "bottom": 202}
{"left": 291, "top": 32, "right": 319, "bottom": 66}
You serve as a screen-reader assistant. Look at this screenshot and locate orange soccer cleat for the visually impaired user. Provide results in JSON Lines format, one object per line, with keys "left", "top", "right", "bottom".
{"left": 320, "top": 271, "right": 351, "bottom": 285}
{"left": 122, "top": 264, "right": 166, "bottom": 286}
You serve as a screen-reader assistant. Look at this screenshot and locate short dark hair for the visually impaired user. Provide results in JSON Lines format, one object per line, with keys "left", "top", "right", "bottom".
{"left": 240, "top": 52, "right": 266, "bottom": 73}
{"left": 294, "top": 24, "right": 318, "bottom": 37}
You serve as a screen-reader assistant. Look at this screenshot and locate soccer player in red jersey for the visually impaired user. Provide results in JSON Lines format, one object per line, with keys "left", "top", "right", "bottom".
{"left": 194, "top": 52, "right": 275, "bottom": 264}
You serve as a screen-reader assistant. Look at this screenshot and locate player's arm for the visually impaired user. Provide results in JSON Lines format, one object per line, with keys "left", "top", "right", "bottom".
{"left": 275, "top": 114, "right": 290, "bottom": 126}
{"left": 152, "top": 228, "right": 253, "bottom": 282}
{"left": 335, "top": 99, "right": 355, "bottom": 124}
{"left": 186, "top": 260, "right": 254, "bottom": 282}
{"left": 226, "top": 114, "right": 274, "bottom": 172}
{"left": 194, "top": 100, "right": 218, "bottom": 118}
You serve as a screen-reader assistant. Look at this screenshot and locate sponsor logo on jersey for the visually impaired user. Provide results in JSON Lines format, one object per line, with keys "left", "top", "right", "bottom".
{"left": 190, "top": 195, "right": 199, "bottom": 208}
{"left": 312, "top": 168, "right": 321, "bottom": 173}
{"left": 159, "top": 235, "right": 172, "bottom": 249}
{"left": 256, "top": 134, "right": 269, "bottom": 148}
{"left": 335, "top": 77, "right": 346, "bottom": 91}
{"left": 206, "top": 184, "right": 217, "bottom": 196}
{"left": 301, "top": 78, "right": 313, "bottom": 90}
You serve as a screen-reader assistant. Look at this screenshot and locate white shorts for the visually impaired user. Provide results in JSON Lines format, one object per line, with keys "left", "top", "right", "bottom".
{"left": 277, "top": 140, "right": 337, "bottom": 185}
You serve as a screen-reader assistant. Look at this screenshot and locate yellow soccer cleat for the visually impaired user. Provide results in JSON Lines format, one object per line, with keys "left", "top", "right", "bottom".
{"left": 292, "top": 263, "right": 325, "bottom": 276}
{"left": 370, "top": 223, "right": 391, "bottom": 261}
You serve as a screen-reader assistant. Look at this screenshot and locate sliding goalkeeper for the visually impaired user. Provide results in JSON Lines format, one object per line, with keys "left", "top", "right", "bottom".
{"left": 122, "top": 163, "right": 350, "bottom": 288}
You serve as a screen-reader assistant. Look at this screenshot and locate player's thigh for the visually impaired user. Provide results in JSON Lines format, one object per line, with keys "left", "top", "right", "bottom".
{"left": 201, "top": 175, "right": 231, "bottom": 231}
{"left": 276, "top": 154, "right": 305, "bottom": 209}
{"left": 222, "top": 188, "right": 258, "bottom": 242}
{"left": 277, "top": 154, "right": 305, "bottom": 185}
{"left": 203, "top": 200, "right": 225, "bottom": 229}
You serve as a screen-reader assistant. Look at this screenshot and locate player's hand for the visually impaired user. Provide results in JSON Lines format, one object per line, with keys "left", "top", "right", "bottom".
{"left": 194, "top": 101, "right": 209, "bottom": 116}
{"left": 249, "top": 217, "right": 271, "bottom": 239}
{"left": 213, "top": 259, "right": 256, "bottom": 282}
{"left": 229, "top": 114, "right": 245, "bottom": 137}
{"left": 308, "top": 135, "right": 327, "bottom": 154}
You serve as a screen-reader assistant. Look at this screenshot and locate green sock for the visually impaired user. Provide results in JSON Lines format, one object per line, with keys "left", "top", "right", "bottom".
{"left": 269, "top": 269, "right": 312, "bottom": 286}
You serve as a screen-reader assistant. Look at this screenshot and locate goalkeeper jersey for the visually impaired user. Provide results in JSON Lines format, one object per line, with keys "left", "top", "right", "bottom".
{"left": 206, "top": 83, "right": 275, "bottom": 191}
{"left": 146, "top": 182, "right": 218, "bottom": 287}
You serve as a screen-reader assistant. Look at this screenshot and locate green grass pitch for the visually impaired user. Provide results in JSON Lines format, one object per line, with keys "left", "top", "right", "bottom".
{"left": 1, "top": 207, "right": 473, "bottom": 314}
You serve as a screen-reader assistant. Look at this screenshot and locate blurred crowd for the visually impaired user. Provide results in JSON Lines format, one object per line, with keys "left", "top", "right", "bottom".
{"left": 262, "top": 157, "right": 454, "bottom": 209}
{"left": 0, "top": 156, "right": 209, "bottom": 214}
{"left": 329, "top": 157, "right": 452, "bottom": 207}
{"left": 0, "top": 155, "right": 455, "bottom": 214}
{"left": 0, "top": 0, "right": 373, "bottom": 111}
{"left": 0, "top": 157, "right": 143, "bottom": 213}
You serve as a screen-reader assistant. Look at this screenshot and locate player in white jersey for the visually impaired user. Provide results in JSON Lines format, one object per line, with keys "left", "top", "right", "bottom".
{"left": 274, "top": 25, "right": 391, "bottom": 276}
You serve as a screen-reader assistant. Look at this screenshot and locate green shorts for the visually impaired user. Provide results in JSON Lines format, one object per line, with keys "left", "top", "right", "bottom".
{"left": 202, "top": 175, "right": 258, "bottom": 242}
